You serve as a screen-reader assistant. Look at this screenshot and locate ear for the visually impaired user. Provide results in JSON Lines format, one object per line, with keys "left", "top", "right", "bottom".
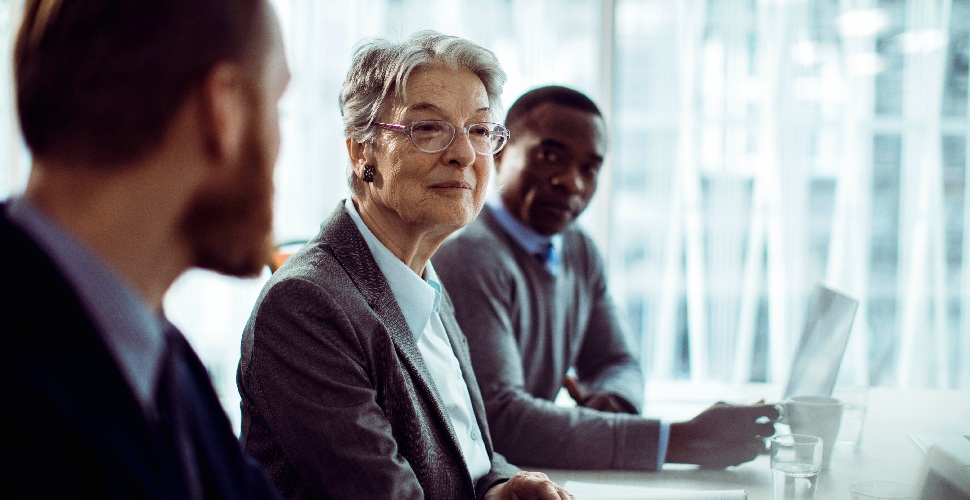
{"left": 346, "top": 137, "right": 370, "bottom": 177}
{"left": 201, "top": 62, "right": 247, "bottom": 165}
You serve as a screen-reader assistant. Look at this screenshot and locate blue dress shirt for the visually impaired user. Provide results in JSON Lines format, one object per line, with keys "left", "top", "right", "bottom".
{"left": 486, "top": 198, "right": 563, "bottom": 276}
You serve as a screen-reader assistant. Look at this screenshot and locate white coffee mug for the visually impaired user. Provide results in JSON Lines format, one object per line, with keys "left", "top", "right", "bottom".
{"left": 786, "top": 395, "right": 844, "bottom": 469}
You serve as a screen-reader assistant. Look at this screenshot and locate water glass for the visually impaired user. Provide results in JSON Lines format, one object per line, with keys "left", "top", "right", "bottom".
{"left": 834, "top": 386, "right": 869, "bottom": 449}
{"left": 771, "top": 434, "right": 823, "bottom": 500}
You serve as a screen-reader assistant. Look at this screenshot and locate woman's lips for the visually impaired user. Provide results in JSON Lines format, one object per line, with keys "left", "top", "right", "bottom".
{"left": 430, "top": 180, "right": 472, "bottom": 190}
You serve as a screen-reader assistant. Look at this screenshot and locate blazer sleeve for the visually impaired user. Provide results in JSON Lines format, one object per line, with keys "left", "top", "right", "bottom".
{"left": 475, "top": 452, "right": 518, "bottom": 499}
{"left": 435, "top": 240, "right": 662, "bottom": 471}
{"left": 240, "top": 277, "right": 426, "bottom": 499}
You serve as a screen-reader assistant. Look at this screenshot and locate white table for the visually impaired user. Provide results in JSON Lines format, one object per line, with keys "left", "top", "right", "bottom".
{"left": 538, "top": 387, "right": 970, "bottom": 499}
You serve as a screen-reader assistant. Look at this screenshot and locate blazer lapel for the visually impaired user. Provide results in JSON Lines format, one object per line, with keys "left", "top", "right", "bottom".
{"left": 318, "top": 203, "right": 472, "bottom": 478}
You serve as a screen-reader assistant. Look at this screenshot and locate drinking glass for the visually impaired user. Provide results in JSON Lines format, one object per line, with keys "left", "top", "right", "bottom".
{"left": 771, "top": 434, "right": 823, "bottom": 500}
{"left": 834, "top": 386, "right": 869, "bottom": 449}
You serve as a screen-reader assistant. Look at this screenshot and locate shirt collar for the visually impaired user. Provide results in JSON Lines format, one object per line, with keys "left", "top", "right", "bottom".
{"left": 6, "top": 197, "right": 167, "bottom": 414}
{"left": 486, "top": 197, "right": 562, "bottom": 264}
{"left": 344, "top": 199, "right": 440, "bottom": 340}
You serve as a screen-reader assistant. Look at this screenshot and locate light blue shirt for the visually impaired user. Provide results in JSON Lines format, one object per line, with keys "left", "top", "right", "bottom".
{"left": 487, "top": 196, "right": 671, "bottom": 469}
{"left": 486, "top": 198, "right": 562, "bottom": 276}
{"left": 6, "top": 197, "right": 167, "bottom": 416}
{"left": 343, "top": 198, "right": 491, "bottom": 483}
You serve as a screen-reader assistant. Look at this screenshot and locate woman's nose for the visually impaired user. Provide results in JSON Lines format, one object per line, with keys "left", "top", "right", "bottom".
{"left": 444, "top": 129, "right": 478, "bottom": 167}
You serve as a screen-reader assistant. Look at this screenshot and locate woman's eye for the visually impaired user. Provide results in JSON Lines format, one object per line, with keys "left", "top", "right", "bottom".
{"left": 412, "top": 122, "right": 445, "bottom": 134}
{"left": 469, "top": 125, "right": 490, "bottom": 137}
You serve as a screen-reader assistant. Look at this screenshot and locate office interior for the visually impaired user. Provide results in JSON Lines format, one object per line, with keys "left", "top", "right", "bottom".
{"left": 1, "top": 0, "right": 967, "bottom": 433}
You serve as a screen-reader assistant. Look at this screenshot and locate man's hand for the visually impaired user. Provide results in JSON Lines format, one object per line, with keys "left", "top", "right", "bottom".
{"left": 666, "top": 401, "right": 780, "bottom": 469}
{"left": 484, "top": 471, "right": 574, "bottom": 500}
{"left": 562, "top": 375, "right": 636, "bottom": 414}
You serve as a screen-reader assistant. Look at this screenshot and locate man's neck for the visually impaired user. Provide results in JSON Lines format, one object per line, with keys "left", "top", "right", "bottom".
{"left": 24, "top": 161, "right": 198, "bottom": 312}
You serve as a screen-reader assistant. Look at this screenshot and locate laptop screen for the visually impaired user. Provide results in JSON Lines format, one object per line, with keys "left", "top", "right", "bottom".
{"left": 782, "top": 284, "right": 859, "bottom": 400}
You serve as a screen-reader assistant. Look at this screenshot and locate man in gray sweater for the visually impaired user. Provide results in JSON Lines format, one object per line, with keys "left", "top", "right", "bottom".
{"left": 435, "top": 85, "right": 778, "bottom": 471}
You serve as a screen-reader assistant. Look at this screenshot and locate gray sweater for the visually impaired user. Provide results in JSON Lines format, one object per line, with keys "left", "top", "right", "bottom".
{"left": 435, "top": 205, "right": 663, "bottom": 470}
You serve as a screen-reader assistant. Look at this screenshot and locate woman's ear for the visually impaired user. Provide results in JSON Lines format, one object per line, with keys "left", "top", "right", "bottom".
{"left": 346, "top": 137, "right": 368, "bottom": 178}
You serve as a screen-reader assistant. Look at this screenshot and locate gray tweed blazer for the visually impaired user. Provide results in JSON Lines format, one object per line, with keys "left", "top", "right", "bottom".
{"left": 238, "top": 203, "right": 518, "bottom": 499}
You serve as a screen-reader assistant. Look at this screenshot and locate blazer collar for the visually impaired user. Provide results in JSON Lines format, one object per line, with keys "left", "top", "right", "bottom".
{"left": 317, "top": 204, "right": 389, "bottom": 310}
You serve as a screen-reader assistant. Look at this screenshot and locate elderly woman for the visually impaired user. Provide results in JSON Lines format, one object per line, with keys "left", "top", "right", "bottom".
{"left": 238, "top": 31, "right": 571, "bottom": 499}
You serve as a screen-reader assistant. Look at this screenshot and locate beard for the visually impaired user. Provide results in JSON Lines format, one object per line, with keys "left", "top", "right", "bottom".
{"left": 179, "top": 114, "right": 276, "bottom": 278}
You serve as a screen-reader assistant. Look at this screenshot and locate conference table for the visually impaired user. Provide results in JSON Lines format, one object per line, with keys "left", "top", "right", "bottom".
{"left": 538, "top": 385, "right": 970, "bottom": 499}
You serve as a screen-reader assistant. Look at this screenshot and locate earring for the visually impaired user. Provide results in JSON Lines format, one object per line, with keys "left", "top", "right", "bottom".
{"left": 362, "top": 164, "right": 375, "bottom": 183}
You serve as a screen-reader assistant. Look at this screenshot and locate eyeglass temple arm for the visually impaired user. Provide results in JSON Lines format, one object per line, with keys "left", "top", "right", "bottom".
{"left": 373, "top": 122, "right": 408, "bottom": 132}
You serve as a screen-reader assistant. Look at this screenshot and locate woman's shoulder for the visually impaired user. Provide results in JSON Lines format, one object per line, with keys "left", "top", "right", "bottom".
{"left": 260, "top": 241, "right": 369, "bottom": 309}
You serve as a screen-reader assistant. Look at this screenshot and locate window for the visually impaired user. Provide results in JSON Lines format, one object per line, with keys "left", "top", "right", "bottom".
{"left": 2, "top": 1, "right": 967, "bottom": 431}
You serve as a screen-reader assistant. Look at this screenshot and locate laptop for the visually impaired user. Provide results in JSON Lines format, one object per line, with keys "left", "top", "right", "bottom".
{"left": 913, "top": 439, "right": 970, "bottom": 500}
{"left": 782, "top": 283, "right": 859, "bottom": 400}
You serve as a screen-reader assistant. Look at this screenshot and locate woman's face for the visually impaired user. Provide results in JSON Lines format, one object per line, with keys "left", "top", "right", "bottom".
{"left": 354, "top": 64, "right": 493, "bottom": 239}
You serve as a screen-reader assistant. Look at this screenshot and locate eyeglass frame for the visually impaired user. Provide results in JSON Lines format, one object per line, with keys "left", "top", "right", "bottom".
{"left": 372, "top": 120, "right": 510, "bottom": 156}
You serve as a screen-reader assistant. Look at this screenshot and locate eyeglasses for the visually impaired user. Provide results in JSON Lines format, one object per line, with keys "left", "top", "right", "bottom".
{"left": 373, "top": 120, "right": 510, "bottom": 156}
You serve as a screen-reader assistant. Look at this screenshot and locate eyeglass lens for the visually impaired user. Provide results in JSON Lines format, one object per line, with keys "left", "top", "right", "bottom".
{"left": 409, "top": 120, "right": 507, "bottom": 155}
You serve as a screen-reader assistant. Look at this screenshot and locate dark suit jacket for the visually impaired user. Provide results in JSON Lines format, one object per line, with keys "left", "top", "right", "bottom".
{"left": 0, "top": 204, "right": 278, "bottom": 499}
{"left": 238, "top": 203, "right": 519, "bottom": 499}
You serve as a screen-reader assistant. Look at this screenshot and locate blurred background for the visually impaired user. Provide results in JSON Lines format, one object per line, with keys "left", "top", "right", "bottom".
{"left": 2, "top": 0, "right": 967, "bottom": 431}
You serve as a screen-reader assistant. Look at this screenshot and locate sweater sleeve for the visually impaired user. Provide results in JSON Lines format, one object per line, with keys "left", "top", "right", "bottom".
{"left": 571, "top": 231, "right": 646, "bottom": 413}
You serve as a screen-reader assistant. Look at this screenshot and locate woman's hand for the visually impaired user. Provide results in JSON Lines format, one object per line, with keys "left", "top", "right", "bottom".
{"left": 484, "top": 471, "right": 574, "bottom": 500}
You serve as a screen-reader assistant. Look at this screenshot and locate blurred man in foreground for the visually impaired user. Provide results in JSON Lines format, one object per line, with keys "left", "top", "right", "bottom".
{"left": 1, "top": 0, "right": 289, "bottom": 497}
{"left": 436, "top": 85, "right": 778, "bottom": 471}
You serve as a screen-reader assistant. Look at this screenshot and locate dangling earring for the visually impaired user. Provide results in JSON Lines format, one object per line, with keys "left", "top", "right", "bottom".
{"left": 362, "top": 164, "right": 375, "bottom": 183}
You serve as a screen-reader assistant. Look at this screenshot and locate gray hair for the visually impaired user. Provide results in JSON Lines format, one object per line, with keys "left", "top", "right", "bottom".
{"left": 339, "top": 30, "right": 507, "bottom": 194}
